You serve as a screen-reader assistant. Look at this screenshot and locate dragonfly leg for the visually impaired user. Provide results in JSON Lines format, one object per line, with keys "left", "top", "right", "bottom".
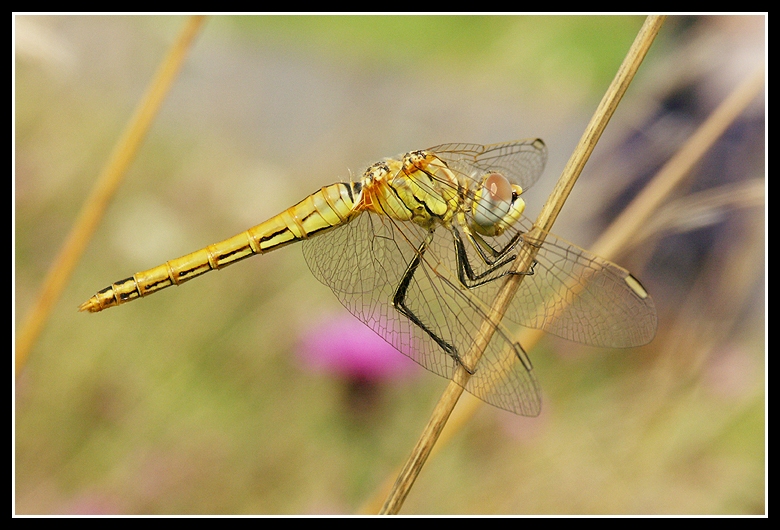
{"left": 452, "top": 227, "right": 537, "bottom": 289}
{"left": 392, "top": 232, "right": 474, "bottom": 374}
{"left": 469, "top": 229, "right": 523, "bottom": 263}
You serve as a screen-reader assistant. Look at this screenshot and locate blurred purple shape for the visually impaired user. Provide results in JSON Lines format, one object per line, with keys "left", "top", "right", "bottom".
{"left": 298, "top": 314, "right": 417, "bottom": 382}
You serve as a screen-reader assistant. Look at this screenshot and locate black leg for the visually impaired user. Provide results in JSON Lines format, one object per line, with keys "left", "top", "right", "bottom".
{"left": 468, "top": 228, "right": 523, "bottom": 264}
{"left": 392, "top": 231, "right": 472, "bottom": 372}
{"left": 452, "top": 227, "right": 537, "bottom": 288}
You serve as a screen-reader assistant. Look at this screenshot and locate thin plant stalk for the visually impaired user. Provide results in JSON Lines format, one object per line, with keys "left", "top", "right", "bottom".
{"left": 378, "top": 15, "right": 667, "bottom": 515}
{"left": 592, "top": 66, "right": 765, "bottom": 259}
{"left": 15, "top": 16, "right": 207, "bottom": 376}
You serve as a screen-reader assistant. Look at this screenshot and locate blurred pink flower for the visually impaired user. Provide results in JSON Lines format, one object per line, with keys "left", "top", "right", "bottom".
{"left": 297, "top": 314, "right": 417, "bottom": 382}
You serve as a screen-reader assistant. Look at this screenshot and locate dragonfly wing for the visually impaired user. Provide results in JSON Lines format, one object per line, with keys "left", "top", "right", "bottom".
{"left": 429, "top": 139, "right": 548, "bottom": 192}
{"left": 456, "top": 217, "right": 658, "bottom": 348}
{"left": 302, "top": 211, "right": 542, "bottom": 416}
{"left": 516, "top": 228, "right": 657, "bottom": 347}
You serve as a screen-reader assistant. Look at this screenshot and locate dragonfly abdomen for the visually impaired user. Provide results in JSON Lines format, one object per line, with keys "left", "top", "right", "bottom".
{"left": 79, "top": 182, "right": 359, "bottom": 313}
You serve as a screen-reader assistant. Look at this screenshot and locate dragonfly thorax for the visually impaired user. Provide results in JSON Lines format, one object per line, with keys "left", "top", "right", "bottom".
{"left": 359, "top": 151, "right": 460, "bottom": 230}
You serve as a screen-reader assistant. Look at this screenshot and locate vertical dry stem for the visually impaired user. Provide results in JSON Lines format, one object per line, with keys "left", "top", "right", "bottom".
{"left": 378, "top": 15, "right": 667, "bottom": 515}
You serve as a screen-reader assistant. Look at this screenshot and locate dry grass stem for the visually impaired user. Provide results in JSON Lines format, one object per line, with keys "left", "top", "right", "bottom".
{"left": 15, "top": 16, "right": 207, "bottom": 376}
{"left": 632, "top": 179, "right": 764, "bottom": 250}
{"left": 592, "top": 66, "right": 765, "bottom": 259}
{"left": 377, "top": 15, "right": 667, "bottom": 515}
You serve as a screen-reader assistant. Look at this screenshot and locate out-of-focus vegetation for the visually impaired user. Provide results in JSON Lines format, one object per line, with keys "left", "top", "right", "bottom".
{"left": 15, "top": 15, "right": 764, "bottom": 514}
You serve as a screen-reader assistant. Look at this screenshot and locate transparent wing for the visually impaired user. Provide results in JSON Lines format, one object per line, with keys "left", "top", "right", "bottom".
{"left": 302, "top": 211, "right": 542, "bottom": 416}
{"left": 427, "top": 138, "right": 548, "bottom": 191}
{"left": 452, "top": 216, "right": 658, "bottom": 348}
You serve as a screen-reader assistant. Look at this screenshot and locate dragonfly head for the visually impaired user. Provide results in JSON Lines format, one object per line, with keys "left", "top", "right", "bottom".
{"left": 471, "top": 172, "right": 525, "bottom": 237}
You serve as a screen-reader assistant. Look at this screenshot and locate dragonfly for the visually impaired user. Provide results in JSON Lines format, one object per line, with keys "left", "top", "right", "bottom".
{"left": 80, "top": 139, "right": 657, "bottom": 416}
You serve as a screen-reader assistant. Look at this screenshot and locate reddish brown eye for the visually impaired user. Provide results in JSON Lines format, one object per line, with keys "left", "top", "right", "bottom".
{"left": 484, "top": 173, "right": 513, "bottom": 202}
{"left": 473, "top": 173, "right": 513, "bottom": 229}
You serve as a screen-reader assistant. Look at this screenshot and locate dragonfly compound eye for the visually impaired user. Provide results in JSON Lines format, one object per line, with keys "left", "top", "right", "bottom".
{"left": 473, "top": 173, "right": 513, "bottom": 229}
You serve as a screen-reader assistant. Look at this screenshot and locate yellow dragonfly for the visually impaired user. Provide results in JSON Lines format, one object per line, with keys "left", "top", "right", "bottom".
{"left": 80, "top": 139, "right": 657, "bottom": 415}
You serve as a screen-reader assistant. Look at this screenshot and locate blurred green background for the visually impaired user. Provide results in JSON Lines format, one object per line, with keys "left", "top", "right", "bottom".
{"left": 14, "top": 15, "right": 765, "bottom": 514}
